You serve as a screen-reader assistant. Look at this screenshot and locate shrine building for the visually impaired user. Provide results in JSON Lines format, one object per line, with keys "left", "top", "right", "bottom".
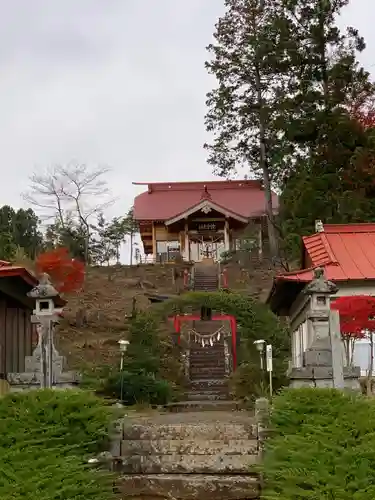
{"left": 267, "top": 222, "right": 375, "bottom": 375}
{"left": 133, "top": 180, "right": 278, "bottom": 262}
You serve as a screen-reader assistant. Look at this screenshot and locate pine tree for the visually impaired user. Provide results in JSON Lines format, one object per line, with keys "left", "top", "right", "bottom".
{"left": 205, "top": 0, "right": 292, "bottom": 258}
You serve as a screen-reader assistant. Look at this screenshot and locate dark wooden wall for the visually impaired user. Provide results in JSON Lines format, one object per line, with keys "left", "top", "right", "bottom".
{"left": 0, "top": 296, "right": 33, "bottom": 376}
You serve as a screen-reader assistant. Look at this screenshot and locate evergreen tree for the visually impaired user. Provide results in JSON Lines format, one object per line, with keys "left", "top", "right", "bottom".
{"left": 0, "top": 205, "right": 43, "bottom": 260}
{"left": 205, "top": 0, "right": 291, "bottom": 257}
{"left": 278, "top": 0, "right": 375, "bottom": 255}
{"left": 123, "top": 206, "right": 139, "bottom": 265}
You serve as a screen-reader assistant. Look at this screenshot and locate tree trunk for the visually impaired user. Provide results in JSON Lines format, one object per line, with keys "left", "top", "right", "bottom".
{"left": 254, "top": 63, "right": 278, "bottom": 259}
{"left": 250, "top": 4, "right": 278, "bottom": 259}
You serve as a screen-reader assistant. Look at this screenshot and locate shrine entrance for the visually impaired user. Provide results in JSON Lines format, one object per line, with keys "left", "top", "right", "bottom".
{"left": 189, "top": 235, "right": 226, "bottom": 262}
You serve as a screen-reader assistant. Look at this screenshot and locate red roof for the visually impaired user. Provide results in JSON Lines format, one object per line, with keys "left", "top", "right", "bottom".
{"left": 133, "top": 180, "right": 279, "bottom": 221}
{"left": 277, "top": 223, "right": 375, "bottom": 283}
{"left": 0, "top": 262, "right": 38, "bottom": 287}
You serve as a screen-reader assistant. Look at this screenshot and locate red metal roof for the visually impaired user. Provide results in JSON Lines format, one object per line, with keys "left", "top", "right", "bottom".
{"left": 0, "top": 265, "right": 38, "bottom": 287}
{"left": 133, "top": 180, "right": 279, "bottom": 221}
{"left": 277, "top": 223, "right": 375, "bottom": 283}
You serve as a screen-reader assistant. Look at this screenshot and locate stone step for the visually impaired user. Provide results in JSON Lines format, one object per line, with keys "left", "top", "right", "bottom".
{"left": 190, "top": 367, "right": 226, "bottom": 375}
{"left": 189, "top": 378, "right": 228, "bottom": 387}
{"left": 120, "top": 438, "right": 258, "bottom": 456}
{"left": 190, "top": 373, "right": 227, "bottom": 380}
{"left": 122, "top": 421, "right": 255, "bottom": 441}
{"left": 188, "top": 380, "right": 228, "bottom": 392}
{"left": 189, "top": 358, "right": 225, "bottom": 365}
{"left": 166, "top": 400, "right": 241, "bottom": 413}
{"left": 189, "top": 348, "right": 225, "bottom": 354}
{"left": 115, "top": 452, "right": 258, "bottom": 474}
{"left": 117, "top": 473, "right": 260, "bottom": 500}
{"left": 186, "top": 391, "right": 228, "bottom": 401}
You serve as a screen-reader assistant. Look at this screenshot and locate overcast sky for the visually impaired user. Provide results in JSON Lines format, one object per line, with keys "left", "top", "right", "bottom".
{"left": 0, "top": 0, "right": 373, "bottom": 221}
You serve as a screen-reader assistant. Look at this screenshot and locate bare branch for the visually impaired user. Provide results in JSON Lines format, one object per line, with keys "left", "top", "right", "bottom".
{"left": 23, "top": 163, "right": 114, "bottom": 261}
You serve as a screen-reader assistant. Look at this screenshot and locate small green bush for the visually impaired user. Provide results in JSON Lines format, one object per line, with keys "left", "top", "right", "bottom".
{"left": 103, "top": 370, "right": 176, "bottom": 406}
{"left": 0, "top": 389, "right": 116, "bottom": 500}
{"left": 262, "top": 388, "right": 375, "bottom": 499}
{"left": 100, "top": 311, "right": 183, "bottom": 406}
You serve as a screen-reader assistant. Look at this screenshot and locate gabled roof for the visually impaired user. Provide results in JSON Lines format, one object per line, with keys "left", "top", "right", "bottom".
{"left": 165, "top": 199, "right": 248, "bottom": 225}
{"left": 268, "top": 223, "right": 375, "bottom": 313}
{"left": 133, "top": 180, "right": 279, "bottom": 221}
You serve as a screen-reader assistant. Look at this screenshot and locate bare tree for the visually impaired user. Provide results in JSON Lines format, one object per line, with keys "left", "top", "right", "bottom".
{"left": 24, "top": 163, "right": 114, "bottom": 262}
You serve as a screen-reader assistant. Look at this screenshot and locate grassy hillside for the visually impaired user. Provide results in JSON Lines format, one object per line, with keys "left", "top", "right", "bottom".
{"left": 56, "top": 261, "right": 276, "bottom": 373}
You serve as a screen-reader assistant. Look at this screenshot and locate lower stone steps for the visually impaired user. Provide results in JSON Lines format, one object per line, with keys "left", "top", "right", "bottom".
{"left": 117, "top": 473, "right": 260, "bottom": 500}
{"left": 119, "top": 438, "right": 258, "bottom": 455}
{"left": 115, "top": 452, "right": 258, "bottom": 474}
{"left": 186, "top": 391, "right": 228, "bottom": 401}
{"left": 121, "top": 418, "right": 256, "bottom": 443}
{"left": 115, "top": 411, "right": 260, "bottom": 499}
{"left": 165, "top": 400, "right": 241, "bottom": 412}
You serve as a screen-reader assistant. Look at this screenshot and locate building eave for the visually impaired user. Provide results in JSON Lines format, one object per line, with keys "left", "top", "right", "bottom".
{"left": 164, "top": 199, "right": 249, "bottom": 226}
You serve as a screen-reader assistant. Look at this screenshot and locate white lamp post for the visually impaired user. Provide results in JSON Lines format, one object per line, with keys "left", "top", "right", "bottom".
{"left": 254, "top": 339, "right": 266, "bottom": 370}
{"left": 118, "top": 340, "right": 129, "bottom": 370}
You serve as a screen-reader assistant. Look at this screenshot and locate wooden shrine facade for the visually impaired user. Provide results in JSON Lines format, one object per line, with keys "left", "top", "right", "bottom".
{"left": 133, "top": 180, "right": 279, "bottom": 262}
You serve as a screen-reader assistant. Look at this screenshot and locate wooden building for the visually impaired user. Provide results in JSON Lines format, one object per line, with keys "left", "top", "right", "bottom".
{"left": 0, "top": 262, "right": 63, "bottom": 379}
{"left": 133, "top": 180, "right": 279, "bottom": 262}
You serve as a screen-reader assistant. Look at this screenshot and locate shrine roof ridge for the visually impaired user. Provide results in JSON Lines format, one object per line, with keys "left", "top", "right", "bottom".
{"left": 132, "top": 179, "right": 263, "bottom": 192}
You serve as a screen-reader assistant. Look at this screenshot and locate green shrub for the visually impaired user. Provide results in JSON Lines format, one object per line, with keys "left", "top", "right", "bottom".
{"left": 0, "top": 389, "right": 116, "bottom": 500}
{"left": 100, "top": 311, "right": 184, "bottom": 406}
{"left": 103, "top": 370, "right": 177, "bottom": 405}
{"left": 262, "top": 388, "right": 375, "bottom": 499}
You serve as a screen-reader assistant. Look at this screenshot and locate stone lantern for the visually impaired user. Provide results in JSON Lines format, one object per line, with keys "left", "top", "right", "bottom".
{"left": 289, "top": 267, "right": 360, "bottom": 390}
{"left": 28, "top": 273, "right": 62, "bottom": 321}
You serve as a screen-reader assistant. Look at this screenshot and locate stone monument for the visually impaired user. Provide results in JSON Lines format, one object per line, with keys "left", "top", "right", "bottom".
{"left": 289, "top": 267, "right": 360, "bottom": 390}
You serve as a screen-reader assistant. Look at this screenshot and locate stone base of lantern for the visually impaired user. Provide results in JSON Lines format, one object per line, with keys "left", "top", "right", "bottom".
{"left": 7, "top": 370, "right": 80, "bottom": 391}
{"left": 7, "top": 346, "right": 80, "bottom": 391}
{"left": 289, "top": 365, "right": 361, "bottom": 391}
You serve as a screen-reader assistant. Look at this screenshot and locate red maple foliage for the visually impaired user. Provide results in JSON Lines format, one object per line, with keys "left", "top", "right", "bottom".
{"left": 36, "top": 248, "right": 85, "bottom": 293}
{"left": 355, "top": 109, "right": 375, "bottom": 130}
{"left": 331, "top": 295, "right": 375, "bottom": 365}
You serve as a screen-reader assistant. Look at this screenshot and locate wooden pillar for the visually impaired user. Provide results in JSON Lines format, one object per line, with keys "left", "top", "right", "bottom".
{"left": 152, "top": 222, "right": 156, "bottom": 259}
{"left": 224, "top": 219, "right": 230, "bottom": 252}
{"left": 184, "top": 221, "right": 189, "bottom": 261}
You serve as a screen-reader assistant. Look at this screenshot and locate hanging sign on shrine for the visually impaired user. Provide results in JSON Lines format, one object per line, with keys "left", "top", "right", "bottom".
{"left": 197, "top": 222, "right": 217, "bottom": 232}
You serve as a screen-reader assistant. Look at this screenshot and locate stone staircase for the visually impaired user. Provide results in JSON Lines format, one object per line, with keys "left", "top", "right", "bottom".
{"left": 192, "top": 261, "right": 219, "bottom": 292}
{"left": 114, "top": 411, "right": 261, "bottom": 499}
{"left": 186, "top": 262, "right": 230, "bottom": 405}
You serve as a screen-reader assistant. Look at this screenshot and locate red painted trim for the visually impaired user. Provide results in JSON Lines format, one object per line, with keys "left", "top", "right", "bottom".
{"left": 170, "top": 314, "right": 237, "bottom": 370}
{"left": 0, "top": 267, "right": 38, "bottom": 287}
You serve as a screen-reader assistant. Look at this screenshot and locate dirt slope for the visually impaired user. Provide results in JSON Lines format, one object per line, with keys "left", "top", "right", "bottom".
{"left": 56, "top": 261, "right": 276, "bottom": 372}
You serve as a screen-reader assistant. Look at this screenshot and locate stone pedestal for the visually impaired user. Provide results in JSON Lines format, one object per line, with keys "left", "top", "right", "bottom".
{"left": 289, "top": 366, "right": 361, "bottom": 390}
{"left": 7, "top": 326, "right": 80, "bottom": 391}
